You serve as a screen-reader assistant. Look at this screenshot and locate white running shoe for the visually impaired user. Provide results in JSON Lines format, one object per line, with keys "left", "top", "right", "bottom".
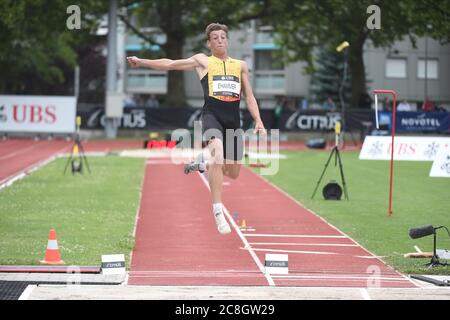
{"left": 214, "top": 211, "right": 231, "bottom": 234}
{"left": 184, "top": 153, "right": 206, "bottom": 174}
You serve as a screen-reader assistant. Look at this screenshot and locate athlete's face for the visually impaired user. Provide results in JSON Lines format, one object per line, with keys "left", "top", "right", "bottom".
{"left": 207, "top": 30, "right": 228, "bottom": 55}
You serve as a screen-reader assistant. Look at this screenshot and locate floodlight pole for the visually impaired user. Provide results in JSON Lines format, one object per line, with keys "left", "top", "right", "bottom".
{"left": 373, "top": 89, "right": 397, "bottom": 217}
{"left": 105, "top": 0, "right": 119, "bottom": 139}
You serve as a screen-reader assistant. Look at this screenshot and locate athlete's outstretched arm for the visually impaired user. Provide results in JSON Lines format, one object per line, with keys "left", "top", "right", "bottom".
{"left": 127, "top": 53, "right": 205, "bottom": 71}
{"left": 241, "top": 61, "right": 266, "bottom": 134}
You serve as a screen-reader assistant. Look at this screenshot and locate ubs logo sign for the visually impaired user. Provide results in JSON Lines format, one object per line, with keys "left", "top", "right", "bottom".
{"left": 424, "top": 142, "right": 439, "bottom": 159}
{"left": 369, "top": 141, "right": 383, "bottom": 157}
{"left": 441, "top": 155, "right": 450, "bottom": 174}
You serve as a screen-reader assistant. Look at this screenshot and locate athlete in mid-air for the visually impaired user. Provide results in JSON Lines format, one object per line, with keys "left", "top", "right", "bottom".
{"left": 127, "top": 23, "right": 266, "bottom": 235}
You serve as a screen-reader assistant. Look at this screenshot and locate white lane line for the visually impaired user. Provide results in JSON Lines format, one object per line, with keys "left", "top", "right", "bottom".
{"left": 243, "top": 247, "right": 337, "bottom": 255}
{"left": 271, "top": 275, "right": 408, "bottom": 281}
{"left": 0, "top": 142, "right": 47, "bottom": 160}
{"left": 246, "top": 247, "right": 386, "bottom": 259}
{"left": 360, "top": 288, "right": 372, "bottom": 300}
{"left": 127, "top": 159, "right": 149, "bottom": 285}
{"left": 18, "top": 285, "right": 37, "bottom": 300}
{"left": 0, "top": 154, "right": 59, "bottom": 190}
{"left": 243, "top": 233, "right": 347, "bottom": 238}
{"left": 248, "top": 242, "right": 358, "bottom": 247}
{"left": 197, "top": 172, "right": 275, "bottom": 286}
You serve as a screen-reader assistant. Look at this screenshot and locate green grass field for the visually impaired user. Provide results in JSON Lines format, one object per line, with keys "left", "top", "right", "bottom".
{"left": 258, "top": 150, "right": 450, "bottom": 275}
{"left": 0, "top": 150, "right": 449, "bottom": 275}
{"left": 0, "top": 157, "right": 144, "bottom": 268}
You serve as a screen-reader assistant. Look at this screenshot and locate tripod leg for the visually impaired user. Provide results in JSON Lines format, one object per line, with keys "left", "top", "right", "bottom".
{"left": 334, "top": 147, "right": 338, "bottom": 167}
{"left": 311, "top": 148, "right": 336, "bottom": 199}
{"left": 63, "top": 153, "right": 73, "bottom": 175}
{"left": 335, "top": 149, "right": 349, "bottom": 200}
{"left": 77, "top": 142, "right": 91, "bottom": 174}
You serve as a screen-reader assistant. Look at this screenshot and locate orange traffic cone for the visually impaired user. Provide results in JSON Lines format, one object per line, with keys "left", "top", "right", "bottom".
{"left": 40, "top": 229, "right": 65, "bottom": 265}
{"left": 239, "top": 219, "right": 247, "bottom": 230}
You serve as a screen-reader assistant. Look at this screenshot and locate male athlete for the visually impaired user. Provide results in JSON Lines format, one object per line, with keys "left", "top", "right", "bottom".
{"left": 127, "top": 23, "right": 266, "bottom": 235}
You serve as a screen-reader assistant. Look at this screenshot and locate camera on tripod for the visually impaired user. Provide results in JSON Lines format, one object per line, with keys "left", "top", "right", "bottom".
{"left": 311, "top": 121, "right": 348, "bottom": 200}
{"left": 64, "top": 116, "right": 91, "bottom": 175}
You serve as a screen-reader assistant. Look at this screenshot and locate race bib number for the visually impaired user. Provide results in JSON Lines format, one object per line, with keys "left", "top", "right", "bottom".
{"left": 212, "top": 75, "right": 240, "bottom": 98}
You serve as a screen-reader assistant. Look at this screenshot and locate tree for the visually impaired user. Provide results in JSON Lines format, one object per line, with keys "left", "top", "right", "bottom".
{"left": 0, "top": 0, "right": 107, "bottom": 95}
{"left": 309, "top": 47, "right": 352, "bottom": 108}
{"left": 0, "top": 0, "right": 271, "bottom": 105}
{"left": 406, "top": 0, "right": 450, "bottom": 43}
{"left": 266, "top": 0, "right": 422, "bottom": 109}
{"left": 120, "top": 0, "right": 271, "bottom": 107}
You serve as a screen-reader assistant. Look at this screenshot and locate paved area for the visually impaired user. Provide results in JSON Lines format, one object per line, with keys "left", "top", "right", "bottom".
{"left": 0, "top": 272, "right": 125, "bottom": 284}
{"left": 24, "top": 284, "right": 450, "bottom": 300}
{"left": 0, "top": 272, "right": 447, "bottom": 300}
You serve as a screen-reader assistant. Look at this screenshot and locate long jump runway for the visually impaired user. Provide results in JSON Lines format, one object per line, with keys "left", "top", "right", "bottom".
{"left": 129, "top": 161, "right": 416, "bottom": 288}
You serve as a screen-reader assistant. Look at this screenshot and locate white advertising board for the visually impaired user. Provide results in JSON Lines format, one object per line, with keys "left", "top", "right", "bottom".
{"left": 429, "top": 143, "right": 450, "bottom": 177}
{"left": 0, "top": 95, "right": 76, "bottom": 133}
{"left": 359, "top": 136, "right": 450, "bottom": 161}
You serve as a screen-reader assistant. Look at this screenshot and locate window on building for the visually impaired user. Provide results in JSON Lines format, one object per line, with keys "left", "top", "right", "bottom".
{"left": 256, "top": 25, "right": 274, "bottom": 44}
{"left": 417, "top": 59, "right": 438, "bottom": 79}
{"left": 385, "top": 58, "right": 407, "bottom": 78}
{"left": 255, "top": 50, "right": 284, "bottom": 71}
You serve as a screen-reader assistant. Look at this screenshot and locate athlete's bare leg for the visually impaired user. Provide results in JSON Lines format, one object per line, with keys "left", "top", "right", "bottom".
{"left": 204, "top": 138, "right": 231, "bottom": 234}
{"left": 205, "top": 162, "right": 241, "bottom": 178}
{"left": 222, "top": 162, "right": 241, "bottom": 179}
{"left": 207, "top": 138, "right": 225, "bottom": 204}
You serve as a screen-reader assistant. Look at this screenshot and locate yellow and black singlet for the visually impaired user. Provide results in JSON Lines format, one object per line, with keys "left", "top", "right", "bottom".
{"left": 200, "top": 55, "right": 242, "bottom": 129}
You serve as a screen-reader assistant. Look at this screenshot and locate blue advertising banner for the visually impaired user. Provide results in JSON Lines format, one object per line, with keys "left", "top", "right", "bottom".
{"left": 378, "top": 112, "right": 450, "bottom": 133}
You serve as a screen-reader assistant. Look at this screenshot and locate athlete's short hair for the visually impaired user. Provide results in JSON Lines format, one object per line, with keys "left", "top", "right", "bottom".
{"left": 205, "top": 23, "right": 229, "bottom": 40}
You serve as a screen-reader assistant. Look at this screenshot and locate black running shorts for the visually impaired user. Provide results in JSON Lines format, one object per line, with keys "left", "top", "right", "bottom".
{"left": 201, "top": 110, "right": 243, "bottom": 161}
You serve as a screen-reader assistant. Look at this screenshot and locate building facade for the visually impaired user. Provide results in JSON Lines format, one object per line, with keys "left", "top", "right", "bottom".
{"left": 124, "top": 22, "right": 450, "bottom": 110}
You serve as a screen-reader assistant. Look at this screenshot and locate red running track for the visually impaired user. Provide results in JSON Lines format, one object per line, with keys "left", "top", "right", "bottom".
{"left": 129, "top": 161, "right": 268, "bottom": 286}
{"left": 0, "top": 138, "right": 143, "bottom": 184}
{"left": 129, "top": 161, "right": 416, "bottom": 288}
{"left": 0, "top": 139, "right": 70, "bottom": 184}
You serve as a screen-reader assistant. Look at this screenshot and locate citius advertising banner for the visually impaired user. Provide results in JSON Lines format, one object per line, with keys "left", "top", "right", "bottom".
{"left": 359, "top": 136, "right": 450, "bottom": 161}
{"left": 283, "top": 111, "right": 342, "bottom": 131}
{"left": 0, "top": 95, "right": 76, "bottom": 133}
